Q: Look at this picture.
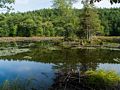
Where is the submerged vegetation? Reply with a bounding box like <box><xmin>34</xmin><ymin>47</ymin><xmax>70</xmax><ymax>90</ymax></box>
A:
<box><xmin>0</xmin><ymin>78</ymin><xmax>46</xmax><ymax>90</ymax></box>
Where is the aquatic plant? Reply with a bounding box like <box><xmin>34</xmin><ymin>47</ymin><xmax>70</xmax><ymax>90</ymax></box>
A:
<box><xmin>0</xmin><ymin>48</ymin><xmax>30</xmax><ymax>57</ymax></box>
<box><xmin>85</xmin><ymin>70</ymin><xmax>120</xmax><ymax>88</ymax></box>
<box><xmin>0</xmin><ymin>78</ymin><xmax>45</xmax><ymax>90</ymax></box>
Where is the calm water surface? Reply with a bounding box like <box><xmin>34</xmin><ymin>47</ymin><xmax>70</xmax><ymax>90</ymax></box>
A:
<box><xmin>0</xmin><ymin>41</ymin><xmax>120</xmax><ymax>89</ymax></box>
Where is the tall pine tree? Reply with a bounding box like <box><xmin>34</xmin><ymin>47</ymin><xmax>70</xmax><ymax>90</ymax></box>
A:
<box><xmin>77</xmin><ymin>0</ymin><xmax>104</xmax><ymax>40</ymax></box>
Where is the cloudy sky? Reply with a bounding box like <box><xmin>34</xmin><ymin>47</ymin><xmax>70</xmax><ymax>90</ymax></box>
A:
<box><xmin>4</xmin><ymin>0</ymin><xmax>120</xmax><ymax>12</ymax></box>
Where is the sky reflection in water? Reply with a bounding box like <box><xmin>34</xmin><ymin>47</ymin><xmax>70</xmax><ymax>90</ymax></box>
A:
<box><xmin>0</xmin><ymin>60</ymin><xmax>55</xmax><ymax>89</ymax></box>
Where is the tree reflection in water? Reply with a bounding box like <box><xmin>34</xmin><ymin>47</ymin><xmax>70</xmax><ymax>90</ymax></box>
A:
<box><xmin>0</xmin><ymin>41</ymin><xmax>120</xmax><ymax>90</ymax></box>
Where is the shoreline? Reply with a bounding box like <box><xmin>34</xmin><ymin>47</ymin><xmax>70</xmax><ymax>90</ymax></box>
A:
<box><xmin>0</xmin><ymin>37</ymin><xmax>63</xmax><ymax>42</ymax></box>
<box><xmin>0</xmin><ymin>36</ymin><xmax>120</xmax><ymax>50</ymax></box>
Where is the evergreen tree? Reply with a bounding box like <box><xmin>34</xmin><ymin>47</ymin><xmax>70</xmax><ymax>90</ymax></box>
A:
<box><xmin>77</xmin><ymin>0</ymin><xmax>103</xmax><ymax>40</ymax></box>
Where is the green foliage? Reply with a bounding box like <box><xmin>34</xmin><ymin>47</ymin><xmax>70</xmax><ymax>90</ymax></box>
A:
<box><xmin>17</xmin><ymin>18</ymin><xmax>36</xmax><ymax>37</ymax></box>
<box><xmin>85</xmin><ymin>70</ymin><xmax>120</xmax><ymax>87</ymax></box>
<box><xmin>0</xmin><ymin>78</ymin><xmax>40</xmax><ymax>90</ymax></box>
<box><xmin>0</xmin><ymin>0</ymin><xmax>120</xmax><ymax>39</ymax></box>
<box><xmin>98</xmin><ymin>8</ymin><xmax>120</xmax><ymax>36</ymax></box>
<box><xmin>76</xmin><ymin>1</ymin><xmax>104</xmax><ymax>40</ymax></box>
<box><xmin>0</xmin><ymin>8</ymin><xmax>120</xmax><ymax>38</ymax></box>
<box><xmin>53</xmin><ymin>0</ymin><xmax>78</xmax><ymax>40</ymax></box>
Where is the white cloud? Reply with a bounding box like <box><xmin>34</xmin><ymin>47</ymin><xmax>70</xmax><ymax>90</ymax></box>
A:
<box><xmin>95</xmin><ymin>0</ymin><xmax>120</xmax><ymax>8</ymax></box>
<box><xmin>17</xmin><ymin>66</ymin><xmax>31</xmax><ymax>72</ymax></box>
<box><xmin>73</xmin><ymin>1</ymin><xmax>83</xmax><ymax>9</ymax></box>
<box><xmin>73</xmin><ymin>0</ymin><xmax>120</xmax><ymax>9</ymax></box>
<box><xmin>15</xmin><ymin>0</ymin><xmax>29</xmax><ymax>5</ymax></box>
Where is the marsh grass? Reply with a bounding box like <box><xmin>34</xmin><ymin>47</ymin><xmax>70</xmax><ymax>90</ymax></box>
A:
<box><xmin>92</xmin><ymin>36</ymin><xmax>120</xmax><ymax>44</ymax></box>
<box><xmin>0</xmin><ymin>78</ymin><xmax>45</xmax><ymax>90</ymax></box>
<box><xmin>0</xmin><ymin>37</ymin><xmax>63</xmax><ymax>43</ymax></box>
<box><xmin>85</xmin><ymin>70</ymin><xmax>120</xmax><ymax>89</ymax></box>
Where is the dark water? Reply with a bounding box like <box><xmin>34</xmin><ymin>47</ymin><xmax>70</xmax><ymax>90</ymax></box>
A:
<box><xmin>0</xmin><ymin>41</ymin><xmax>120</xmax><ymax>89</ymax></box>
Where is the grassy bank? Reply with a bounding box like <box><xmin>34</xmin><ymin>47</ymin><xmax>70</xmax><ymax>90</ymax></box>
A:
<box><xmin>0</xmin><ymin>36</ymin><xmax>120</xmax><ymax>42</ymax></box>
<box><xmin>0</xmin><ymin>36</ymin><xmax>120</xmax><ymax>50</ymax></box>
<box><xmin>59</xmin><ymin>36</ymin><xmax>120</xmax><ymax>50</ymax></box>
<box><xmin>0</xmin><ymin>37</ymin><xmax>63</xmax><ymax>42</ymax></box>
<box><xmin>89</xmin><ymin>36</ymin><xmax>120</xmax><ymax>48</ymax></box>
<box><xmin>95</xmin><ymin>36</ymin><xmax>120</xmax><ymax>43</ymax></box>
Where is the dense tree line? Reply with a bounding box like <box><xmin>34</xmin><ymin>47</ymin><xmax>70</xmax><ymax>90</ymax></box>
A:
<box><xmin>98</xmin><ymin>8</ymin><xmax>120</xmax><ymax>36</ymax></box>
<box><xmin>0</xmin><ymin>8</ymin><xmax>120</xmax><ymax>37</ymax></box>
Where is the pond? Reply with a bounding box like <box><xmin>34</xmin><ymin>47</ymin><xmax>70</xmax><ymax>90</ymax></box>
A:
<box><xmin>0</xmin><ymin>41</ymin><xmax>120</xmax><ymax>90</ymax></box>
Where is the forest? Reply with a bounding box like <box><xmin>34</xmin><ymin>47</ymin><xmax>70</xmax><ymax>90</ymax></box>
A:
<box><xmin>0</xmin><ymin>8</ymin><xmax>120</xmax><ymax>38</ymax></box>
